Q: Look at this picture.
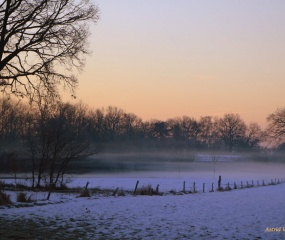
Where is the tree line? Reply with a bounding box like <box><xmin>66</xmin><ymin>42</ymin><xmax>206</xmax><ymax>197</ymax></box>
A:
<box><xmin>1</xmin><ymin>97</ymin><xmax>285</xmax><ymax>188</ymax></box>
<box><xmin>2</xmin><ymin>98</ymin><xmax>285</xmax><ymax>157</ymax></box>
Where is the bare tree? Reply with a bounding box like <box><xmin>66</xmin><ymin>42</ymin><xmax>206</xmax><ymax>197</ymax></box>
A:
<box><xmin>23</xmin><ymin>100</ymin><xmax>95</xmax><ymax>195</ymax></box>
<box><xmin>245</xmin><ymin>122</ymin><xmax>263</xmax><ymax>149</ymax></box>
<box><xmin>168</xmin><ymin>116</ymin><xmax>200</xmax><ymax>147</ymax></box>
<box><xmin>104</xmin><ymin>106</ymin><xmax>125</xmax><ymax>141</ymax></box>
<box><xmin>267</xmin><ymin>108</ymin><xmax>285</xmax><ymax>146</ymax></box>
<box><xmin>0</xmin><ymin>0</ymin><xmax>99</xmax><ymax>99</ymax></box>
<box><xmin>120</xmin><ymin>113</ymin><xmax>142</xmax><ymax>141</ymax></box>
<box><xmin>216</xmin><ymin>113</ymin><xmax>246</xmax><ymax>152</ymax></box>
<box><xmin>151</xmin><ymin>121</ymin><xmax>170</xmax><ymax>141</ymax></box>
<box><xmin>197</xmin><ymin>116</ymin><xmax>217</xmax><ymax>148</ymax></box>
<box><xmin>0</xmin><ymin>98</ymin><xmax>27</xmax><ymax>154</ymax></box>
<box><xmin>88</xmin><ymin>108</ymin><xmax>104</xmax><ymax>139</ymax></box>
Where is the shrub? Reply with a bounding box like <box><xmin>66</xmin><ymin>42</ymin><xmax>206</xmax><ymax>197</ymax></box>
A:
<box><xmin>137</xmin><ymin>184</ymin><xmax>158</xmax><ymax>196</ymax></box>
<box><xmin>224</xmin><ymin>186</ymin><xmax>232</xmax><ymax>191</ymax></box>
<box><xmin>79</xmin><ymin>188</ymin><xmax>91</xmax><ymax>197</ymax></box>
<box><xmin>112</xmin><ymin>188</ymin><xmax>126</xmax><ymax>197</ymax></box>
<box><xmin>16</xmin><ymin>192</ymin><xmax>33</xmax><ymax>203</ymax></box>
<box><xmin>0</xmin><ymin>180</ymin><xmax>5</xmax><ymax>190</ymax></box>
<box><xmin>0</xmin><ymin>181</ymin><xmax>14</xmax><ymax>190</ymax></box>
<box><xmin>117</xmin><ymin>188</ymin><xmax>126</xmax><ymax>197</ymax></box>
<box><xmin>0</xmin><ymin>191</ymin><xmax>12</xmax><ymax>205</ymax></box>
<box><xmin>169</xmin><ymin>189</ymin><xmax>177</xmax><ymax>195</ymax></box>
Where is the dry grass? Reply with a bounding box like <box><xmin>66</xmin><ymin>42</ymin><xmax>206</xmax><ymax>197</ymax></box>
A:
<box><xmin>79</xmin><ymin>188</ymin><xmax>91</xmax><ymax>197</ymax></box>
<box><xmin>16</xmin><ymin>192</ymin><xmax>33</xmax><ymax>203</ymax></box>
<box><xmin>0</xmin><ymin>191</ymin><xmax>12</xmax><ymax>205</ymax></box>
<box><xmin>136</xmin><ymin>184</ymin><xmax>159</xmax><ymax>196</ymax></box>
<box><xmin>0</xmin><ymin>180</ymin><xmax>5</xmax><ymax>190</ymax></box>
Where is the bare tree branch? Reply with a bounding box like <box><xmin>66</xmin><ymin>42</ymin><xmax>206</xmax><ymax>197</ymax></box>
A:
<box><xmin>0</xmin><ymin>0</ymin><xmax>99</xmax><ymax>100</ymax></box>
<box><xmin>266</xmin><ymin>108</ymin><xmax>285</xmax><ymax>146</ymax></box>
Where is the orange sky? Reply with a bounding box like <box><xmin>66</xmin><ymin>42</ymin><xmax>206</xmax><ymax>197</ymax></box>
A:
<box><xmin>64</xmin><ymin>0</ymin><xmax>285</xmax><ymax>128</ymax></box>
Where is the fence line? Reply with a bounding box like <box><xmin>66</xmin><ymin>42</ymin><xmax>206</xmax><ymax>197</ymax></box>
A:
<box><xmin>183</xmin><ymin>177</ymin><xmax>285</xmax><ymax>194</ymax></box>
<box><xmin>1</xmin><ymin>177</ymin><xmax>285</xmax><ymax>196</ymax></box>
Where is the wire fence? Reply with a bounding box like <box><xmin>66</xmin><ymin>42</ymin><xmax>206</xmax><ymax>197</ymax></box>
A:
<box><xmin>1</xmin><ymin>177</ymin><xmax>285</xmax><ymax>196</ymax></box>
<box><xmin>178</xmin><ymin>177</ymin><xmax>285</xmax><ymax>194</ymax></box>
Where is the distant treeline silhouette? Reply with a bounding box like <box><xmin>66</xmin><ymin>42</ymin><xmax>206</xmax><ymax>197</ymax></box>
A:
<box><xmin>1</xmin><ymin>97</ymin><xmax>285</xmax><ymax>155</ymax></box>
<box><xmin>0</xmin><ymin>97</ymin><xmax>285</xmax><ymax>183</ymax></box>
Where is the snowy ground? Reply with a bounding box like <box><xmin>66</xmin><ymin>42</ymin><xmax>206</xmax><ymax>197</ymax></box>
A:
<box><xmin>1</xmin><ymin>176</ymin><xmax>285</xmax><ymax>240</ymax></box>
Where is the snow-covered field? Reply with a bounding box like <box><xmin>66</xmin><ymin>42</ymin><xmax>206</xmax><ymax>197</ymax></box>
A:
<box><xmin>1</xmin><ymin>175</ymin><xmax>285</xmax><ymax>239</ymax></box>
<box><xmin>1</xmin><ymin>161</ymin><xmax>285</xmax><ymax>239</ymax></box>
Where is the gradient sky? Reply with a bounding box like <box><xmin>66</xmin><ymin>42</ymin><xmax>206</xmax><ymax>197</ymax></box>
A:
<box><xmin>67</xmin><ymin>0</ymin><xmax>285</xmax><ymax>127</ymax></box>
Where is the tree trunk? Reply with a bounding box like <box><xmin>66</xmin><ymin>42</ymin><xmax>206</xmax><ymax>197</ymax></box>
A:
<box><xmin>32</xmin><ymin>157</ymin><xmax>35</xmax><ymax>189</ymax></box>
<box><xmin>46</xmin><ymin>183</ymin><xmax>54</xmax><ymax>200</ymax></box>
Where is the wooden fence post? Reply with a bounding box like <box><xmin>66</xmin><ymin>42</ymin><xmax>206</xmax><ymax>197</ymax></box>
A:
<box><xmin>193</xmin><ymin>182</ymin><xmax>196</xmax><ymax>193</ymax></box>
<box><xmin>211</xmin><ymin>182</ymin><xmax>214</xmax><ymax>192</ymax></box>
<box><xmin>203</xmin><ymin>183</ymin><xmax>205</xmax><ymax>193</ymax></box>
<box><xmin>156</xmin><ymin>184</ymin><xmax>159</xmax><ymax>194</ymax></box>
<box><xmin>134</xmin><ymin>180</ymin><xmax>139</xmax><ymax>194</ymax></box>
<box><xmin>218</xmin><ymin>176</ymin><xmax>221</xmax><ymax>191</ymax></box>
<box><xmin>183</xmin><ymin>181</ymin><xmax>186</xmax><ymax>192</ymax></box>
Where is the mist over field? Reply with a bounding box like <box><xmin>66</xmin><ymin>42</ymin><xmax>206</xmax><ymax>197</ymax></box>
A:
<box><xmin>70</xmin><ymin>151</ymin><xmax>285</xmax><ymax>182</ymax></box>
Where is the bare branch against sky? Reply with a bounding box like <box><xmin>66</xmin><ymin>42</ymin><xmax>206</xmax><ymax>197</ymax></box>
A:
<box><xmin>0</xmin><ymin>0</ymin><xmax>99</xmax><ymax>100</ymax></box>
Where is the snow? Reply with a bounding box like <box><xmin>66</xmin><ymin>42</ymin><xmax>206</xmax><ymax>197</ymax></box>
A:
<box><xmin>1</xmin><ymin>176</ymin><xmax>285</xmax><ymax>239</ymax></box>
<box><xmin>194</xmin><ymin>154</ymin><xmax>243</xmax><ymax>162</ymax></box>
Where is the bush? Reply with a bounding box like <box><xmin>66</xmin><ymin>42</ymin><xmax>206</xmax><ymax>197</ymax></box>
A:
<box><xmin>112</xmin><ymin>188</ymin><xmax>126</xmax><ymax>197</ymax></box>
<box><xmin>16</xmin><ymin>192</ymin><xmax>33</xmax><ymax>203</ymax></box>
<box><xmin>117</xmin><ymin>188</ymin><xmax>126</xmax><ymax>197</ymax></box>
<box><xmin>0</xmin><ymin>180</ymin><xmax>5</xmax><ymax>190</ymax></box>
<box><xmin>137</xmin><ymin>184</ymin><xmax>158</xmax><ymax>196</ymax></box>
<box><xmin>79</xmin><ymin>188</ymin><xmax>91</xmax><ymax>197</ymax></box>
<box><xmin>0</xmin><ymin>191</ymin><xmax>12</xmax><ymax>205</ymax></box>
<box><xmin>169</xmin><ymin>189</ymin><xmax>177</xmax><ymax>195</ymax></box>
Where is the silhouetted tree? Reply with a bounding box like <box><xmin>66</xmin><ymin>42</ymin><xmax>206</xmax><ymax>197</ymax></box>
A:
<box><xmin>87</xmin><ymin>108</ymin><xmax>105</xmax><ymax>144</ymax></box>
<box><xmin>23</xmin><ymin>99</ymin><xmax>94</xmax><ymax>193</ymax></box>
<box><xmin>104</xmin><ymin>106</ymin><xmax>125</xmax><ymax>141</ymax></box>
<box><xmin>0</xmin><ymin>98</ymin><xmax>24</xmax><ymax>145</ymax></box>
<box><xmin>120</xmin><ymin>113</ymin><xmax>143</xmax><ymax>141</ymax></box>
<box><xmin>167</xmin><ymin>118</ymin><xmax>184</xmax><ymax>147</ymax></box>
<box><xmin>0</xmin><ymin>98</ymin><xmax>27</xmax><ymax>171</ymax></box>
<box><xmin>267</xmin><ymin>108</ymin><xmax>285</xmax><ymax>146</ymax></box>
<box><xmin>244</xmin><ymin>122</ymin><xmax>264</xmax><ymax>150</ymax></box>
<box><xmin>0</xmin><ymin>0</ymin><xmax>99</xmax><ymax>99</ymax></box>
<box><xmin>152</xmin><ymin>121</ymin><xmax>170</xmax><ymax>141</ymax></box>
<box><xmin>216</xmin><ymin>113</ymin><xmax>246</xmax><ymax>152</ymax></box>
<box><xmin>170</xmin><ymin>116</ymin><xmax>200</xmax><ymax>148</ymax></box>
<box><xmin>197</xmin><ymin>116</ymin><xmax>218</xmax><ymax>149</ymax></box>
